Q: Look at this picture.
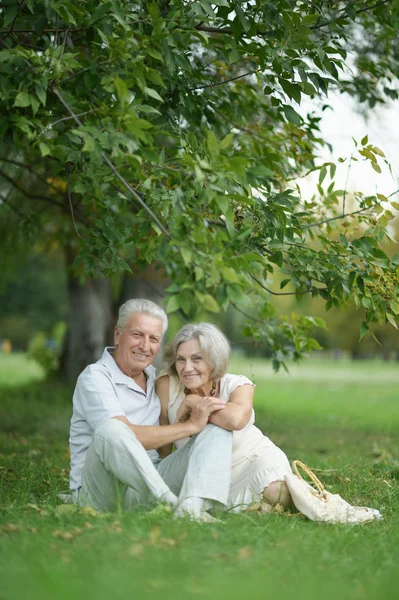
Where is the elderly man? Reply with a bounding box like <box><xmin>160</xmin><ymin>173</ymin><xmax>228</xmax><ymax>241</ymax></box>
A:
<box><xmin>69</xmin><ymin>298</ymin><xmax>232</xmax><ymax>521</ymax></box>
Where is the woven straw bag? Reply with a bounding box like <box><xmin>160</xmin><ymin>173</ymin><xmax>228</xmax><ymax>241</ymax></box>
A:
<box><xmin>284</xmin><ymin>460</ymin><xmax>382</xmax><ymax>524</ymax></box>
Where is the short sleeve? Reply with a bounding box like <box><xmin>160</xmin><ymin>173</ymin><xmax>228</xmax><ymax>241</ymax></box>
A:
<box><xmin>221</xmin><ymin>373</ymin><xmax>255</xmax><ymax>401</ymax></box>
<box><xmin>73</xmin><ymin>367</ymin><xmax>125</xmax><ymax>431</ymax></box>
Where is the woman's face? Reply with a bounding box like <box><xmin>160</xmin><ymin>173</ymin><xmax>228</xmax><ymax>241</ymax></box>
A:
<box><xmin>175</xmin><ymin>339</ymin><xmax>214</xmax><ymax>390</ymax></box>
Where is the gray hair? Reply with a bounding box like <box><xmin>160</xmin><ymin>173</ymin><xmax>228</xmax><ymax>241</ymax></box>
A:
<box><xmin>117</xmin><ymin>299</ymin><xmax>168</xmax><ymax>336</ymax></box>
<box><xmin>164</xmin><ymin>323</ymin><xmax>230</xmax><ymax>380</ymax></box>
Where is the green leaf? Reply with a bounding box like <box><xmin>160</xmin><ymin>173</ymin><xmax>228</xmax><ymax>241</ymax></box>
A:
<box><xmin>35</xmin><ymin>85</ymin><xmax>47</xmax><ymax>106</ymax></box>
<box><xmin>166</xmin><ymin>294</ymin><xmax>180</xmax><ymax>313</ymax></box>
<box><xmin>87</xmin><ymin>2</ymin><xmax>112</xmax><ymax>25</ymax></box>
<box><xmin>14</xmin><ymin>92</ymin><xmax>31</xmax><ymax>108</ymax></box>
<box><xmin>181</xmin><ymin>247</ymin><xmax>192</xmax><ymax>266</ymax></box>
<box><xmin>200</xmin><ymin>0</ymin><xmax>216</xmax><ymax>18</ymax></box>
<box><xmin>39</xmin><ymin>142</ymin><xmax>51</xmax><ymax>157</ymax></box>
<box><xmin>220</xmin><ymin>132</ymin><xmax>234</xmax><ymax>150</ymax></box>
<box><xmin>348</xmin><ymin>271</ymin><xmax>357</xmax><ymax>291</ymax></box>
<box><xmin>220</xmin><ymin>266</ymin><xmax>239</xmax><ymax>283</ymax></box>
<box><xmin>202</xmin><ymin>294</ymin><xmax>220</xmax><ymax>313</ymax></box>
<box><xmin>301</xmin><ymin>14</ymin><xmax>319</xmax><ymax>27</ymax></box>
<box><xmin>206</xmin><ymin>130</ymin><xmax>219</xmax><ymax>157</ymax></box>
<box><xmin>114</xmin><ymin>76</ymin><xmax>130</xmax><ymax>106</ymax></box>
<box><xmin>359</xmin><ymin>322</ymin><xmax>369</xmax><ymax>341</ymax></box>
<box><xmin>387</xmin><ymin>313</ymin><xmax>398</xmax><ymax>329</ymax></box>
<box><xmin>362</xmin><ymin>296</ymin><xmax>371</xmax><ymax>309</ymax></box>
<box><xmin>235</xmin><ymin>3</ymin><xmax>250</xmax><ymax>32</ymax></box>
<box><xmin>280</xmin><ymin>79</ymin><xmax>301</xmax><ymax>104</ymax></box>
<box><xmin>361</xmin><ymin>135</ymin><xmax>368</xmax><ymax>145</ymax></box>
<box><xmin>390</xmin><ymin>300</ymin><xmax>399</xmax><ymax>315</ymax></box>
<box><xmin>144</xmin><ymin>87</ymin><xmax>164</xmax><ymax>102</ymax></box>
<box><xmin>282</xmin><ymin>105</ymin><xmax>301</xmax><ymax>125</ymax></box>
<box><xmin>3</xmin><ymin>4</ymin><xmax>19</xmax><ymax>27</ymax></box>
<box><xmin>146</xmin><ymin>48</ymin><xmax>164</xmax><ymax>62</ymax></box>
<box><xmin>135</xmin><ymin>104</ymin><xmax>162</xmax><ymax>116</ymax></box>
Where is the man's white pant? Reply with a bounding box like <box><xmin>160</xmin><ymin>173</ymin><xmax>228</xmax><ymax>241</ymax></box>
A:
<box><xmin>78</xmin><ymin>419</ymin><xmax>232</xmax><ymax>512</ymax></box>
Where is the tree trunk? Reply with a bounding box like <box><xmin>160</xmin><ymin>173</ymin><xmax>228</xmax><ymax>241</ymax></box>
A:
<box><xmin>58</xmin><ymin>248</ymin><xmax>113</xmax><ymax>382</ymax></box>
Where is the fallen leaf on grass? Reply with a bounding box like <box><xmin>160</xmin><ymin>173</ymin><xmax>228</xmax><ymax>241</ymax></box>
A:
<box><xmin>237</xmin><ymin>546</ymin><xmax>254</xmax><ymax>559</ymax></box>
<box><xmin>55</xmin><ymin>504</ymin><xmax>76</xmax><ymax>515</ymax></box>
<box><xmin>25</xmin><ymin>503</ymin><xmax>41</xmax><ymax>511</ymax></box>
<box><xmin>147</xmin><ymin>504</ymin><xmax>173</xmax><ymax>517</ymax></box>
<box><xmin>128</xmin><ymin>543</ymin><xmax>145</xmax><ymax>557</ymax></box>
<box><xmin>148</xmin><ymin>524</ymin><xmax>161</xmax><ymax>544</ymax></box>
<box><xmin>52</xmin><ymin>530</ymin><xmax>77</xmax><ymax>540</ymax></box>
<box><xmin>79</xmin><ymin>506</ymin><xmax>106</xmax><ymax>518</ymax></box>
<box><xmin>245</xmin><ymin>501</ymin><xmax>272</xmax><ymax>514</ymax></box>
<box><xmin>158</xmin><ymin>537</ymin><xmax>178</xmax><ymax>548</ymax></box>
<box><xmin>2</xmin><ymin>523</ymin><xmax>21</xmax><ymax>533</ymax></box>
<box><xmin>108</xmin><ymin>520</ymin><xmax>123</xmax><ymax>533</ymax></box>
<box><xmin>27</xmin><ymin>527</ymin><xmax>39</xmax><ymax>533</ymax></box>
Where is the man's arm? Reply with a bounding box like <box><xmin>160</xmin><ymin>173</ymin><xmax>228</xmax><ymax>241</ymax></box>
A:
<box><xmin>113</xmin><ymin>394</ymin><xmax>227</xmax><ymax>450</ymax></box>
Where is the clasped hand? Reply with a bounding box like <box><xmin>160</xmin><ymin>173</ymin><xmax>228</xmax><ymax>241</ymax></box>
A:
<box><xmin>176</xmin><ymin>394</ymin><xmax>226</xmax><ymax>431</ymax></box>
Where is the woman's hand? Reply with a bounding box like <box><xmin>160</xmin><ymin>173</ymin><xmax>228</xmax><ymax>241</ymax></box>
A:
<box><xmin>187</xmin><ymin>396</ymin><xmax>227</xmax><ymax>433</ymax></box>
<box><xmin>176</xmin><ymin>394</ymin><xmax>226</xmax><ymax>423</ymax></box>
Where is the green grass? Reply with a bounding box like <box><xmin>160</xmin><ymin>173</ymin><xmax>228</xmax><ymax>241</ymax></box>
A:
<box><xmin>1</xmin><ymin>354</ymin><xmax>398</xmax><ymax>600</ymax></box>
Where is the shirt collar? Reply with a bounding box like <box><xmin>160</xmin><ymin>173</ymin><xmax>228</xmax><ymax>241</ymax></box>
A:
<box><xmin>100</xmin><ymin>347</ymin><xmax>156</xmax><ymax>393</ymax></box>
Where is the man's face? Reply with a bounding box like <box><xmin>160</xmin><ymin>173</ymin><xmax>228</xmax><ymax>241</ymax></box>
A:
<box><xmin>113</xmin><ymin>312</ymin><xmax>163</xmax><ymax>378</ymax></box>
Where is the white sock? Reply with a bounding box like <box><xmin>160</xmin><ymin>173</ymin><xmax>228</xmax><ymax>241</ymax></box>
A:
<box><xmin>160</xmin><ymin>490</ymin><xmax>178</xmax><ymax>506</ymax></box>
<box><xmin>174</xmin><ymin>496</ymin><xmax>205</xmax><ymax>517</ymax></box>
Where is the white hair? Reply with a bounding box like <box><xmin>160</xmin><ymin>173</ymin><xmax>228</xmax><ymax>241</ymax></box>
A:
<box><xmin>164</xmin><ymin>323</ymin><xmax>230</xmax><ymax>380</ymax></box>
<box><xmin>116</xmin><ymin>299</ymin><xmax>168</xmax><ymax>336</ymax></box>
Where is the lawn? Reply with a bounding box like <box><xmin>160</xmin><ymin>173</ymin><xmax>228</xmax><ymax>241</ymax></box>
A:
<box><xmin>1</xmin><ymin>354</ymin><xmax>398</xmax><ymax>600</ymax></box>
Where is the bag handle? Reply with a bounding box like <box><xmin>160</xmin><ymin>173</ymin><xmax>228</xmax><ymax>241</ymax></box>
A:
<box><xmin>292</xmin><ymin>460</ymin><xmax>325</xmax><ymax>495</ymax></box>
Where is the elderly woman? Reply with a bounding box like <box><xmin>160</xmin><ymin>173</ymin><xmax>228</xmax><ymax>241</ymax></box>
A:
<box><xmin>156</xmin><ymin>322</ymin><xmax>292</xmax><ymax>512</ymax></box>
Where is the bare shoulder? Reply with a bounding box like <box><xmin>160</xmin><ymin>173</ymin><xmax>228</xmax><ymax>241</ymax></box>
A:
<box><xmin>156</xmin><ymin>374</ymin><xmax>170</xmax><ymax>400</ymax></box>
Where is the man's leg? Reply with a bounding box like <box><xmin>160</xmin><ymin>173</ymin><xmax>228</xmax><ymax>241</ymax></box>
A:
<box><xmin>157</xmin><ymin>424</ymin><xmax>233</xmax><ymax>516</ymax></box>
<box><xmin>79</xmin><ymin>419</ymin><xmax>176</xmax><ymax>511</ymax></box>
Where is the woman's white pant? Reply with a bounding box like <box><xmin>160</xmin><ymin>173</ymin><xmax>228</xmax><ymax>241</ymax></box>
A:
<box><xmin>79</xmin><ymin>419</ymin><xmax>232</xmax><ymax>512</ymax></box>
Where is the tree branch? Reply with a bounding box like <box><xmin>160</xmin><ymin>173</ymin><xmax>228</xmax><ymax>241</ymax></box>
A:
<box><xmin>0</xmin><ymin>157</ymin><xmax>49</xmax><ymax>183</ymax></box>
<box><xmin>189</xmin><ymin>70</ymin><xmax>258</xmax><ymax>91</ymax></box>
<box><xmin>39</xmin><ymin>109</ymin><xmax>99</xmax><ymax>133</ymax></box>
<box><xmin>302</xmin><ymin>202</ymin><xmax>383</xmax><ymax>229</ymax></box>
<box><xmin>249</xmin><ymin>272</ymin><xmax>315</xmax><ymax>296</ymax></box>
<box><xmin>196</xmin><ymin>24</ymin><xmax>233</xmax><ymax>34</ymax></box>
<box><xmin>2</xmin><ymin>0</ymin><xmax>25</xmax><ymax>41</ymax></box>
<box><xmin>231</xmin><ymin>302</ymin><xmax>264</xmax><ymax>324</ymax></box>
<box><xmin>213</xmin><ymin>107</ymin><xmax>268</xmax><ymax>142</ymax></box>
<box><xmin>311</xmin><ymin>0</ymin><xmax>390</xmax><ymax>31</ymax></box>
<box><xmin>53</xmin><ymin>87</ymin><xmax>170</xmax><ymax>237</ymax></box>
<box><xmin>0</xmin><ymin>168</ymin><xmax>66</xmax><ymax>210</ymax></box>
<box><xmin>66</xmin><ymin>164</ymin><xmax>85</xmax><ymax>240</ymax></box>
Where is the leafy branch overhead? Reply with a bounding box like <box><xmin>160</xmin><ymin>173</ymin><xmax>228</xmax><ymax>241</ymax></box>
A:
<box><xmin>1</xmin><ymin>0</ymin><xmax>398</xmax><ymax>368</ymax></box>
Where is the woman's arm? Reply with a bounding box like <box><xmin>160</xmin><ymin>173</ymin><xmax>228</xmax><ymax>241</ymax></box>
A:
<box><xmin>155</xmin><ymin>375</ymin><xmax>173</xmax><ymax>458</ymax></box>
<box><xmin>208</xmin><ymin>383</ymin><xmax>254</xmax><ymax>431</ymax></box>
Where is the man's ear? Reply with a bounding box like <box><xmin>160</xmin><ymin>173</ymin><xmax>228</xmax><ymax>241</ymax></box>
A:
<box><xmin>114</xmin><ymin>326</ymin><xmax>120</xmax><ymax>346</ymax></box>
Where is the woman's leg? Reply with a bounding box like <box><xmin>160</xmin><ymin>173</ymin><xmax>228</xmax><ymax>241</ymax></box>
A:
<box><xmin>263</xmin><ymin>480</ymin><xmax>292</xmax><ymax>509</ymax></box>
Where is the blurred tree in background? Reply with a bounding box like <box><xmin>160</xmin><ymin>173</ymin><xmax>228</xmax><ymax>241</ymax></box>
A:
<box><xmin>0</xmin><ymin>0</ymin><xmax>398</xmax><ymax>379</ymax></box>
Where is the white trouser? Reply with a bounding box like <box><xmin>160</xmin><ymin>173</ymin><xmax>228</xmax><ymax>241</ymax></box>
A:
<box><xmin>78</xmin><ymin>419</ymin><xmax>232</xmax><ymax>512</ymax></box>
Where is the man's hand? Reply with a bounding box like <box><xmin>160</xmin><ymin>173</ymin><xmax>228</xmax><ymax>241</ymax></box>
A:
<box><xmin>188</xmin><ymin>396</ymin><xmax>227</xmax><ymax>434</ymax></box>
